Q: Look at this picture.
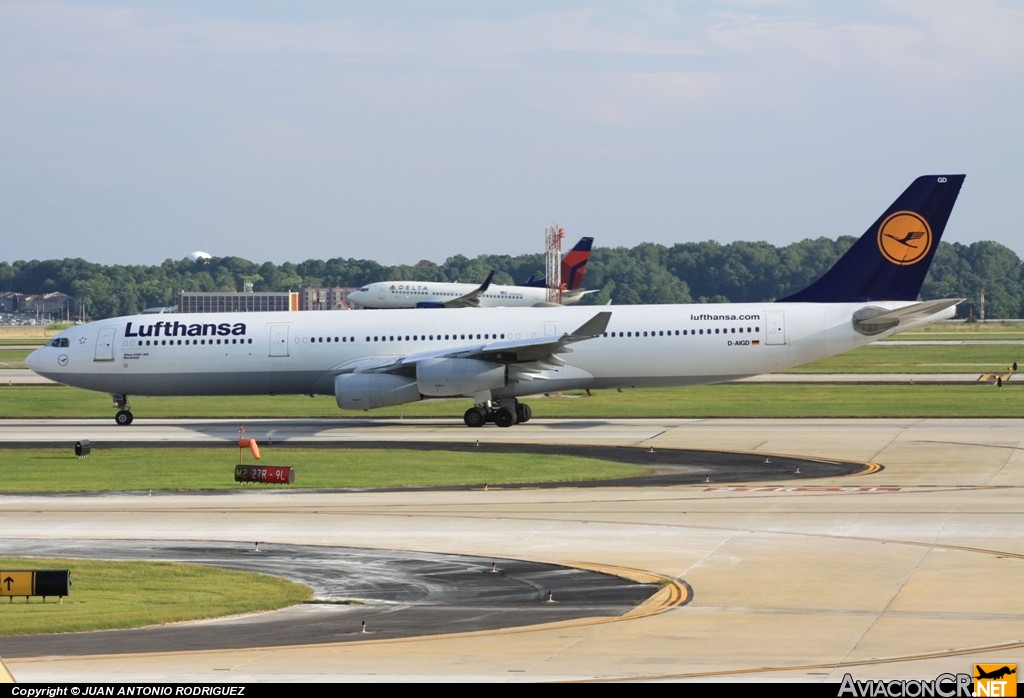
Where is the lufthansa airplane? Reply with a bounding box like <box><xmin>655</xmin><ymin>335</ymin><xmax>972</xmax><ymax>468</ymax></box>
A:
<box><xmin>346</xmin><ymin>237</ymin><xmax>594</xmax><ymax>309</ymax></box>
<box><xmin>28</xmin><ymin>175</ymin><xmax>964</xmax><ymax>428</ymax></box>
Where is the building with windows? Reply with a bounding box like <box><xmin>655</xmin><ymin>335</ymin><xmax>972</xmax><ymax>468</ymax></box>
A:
<box><xmin>0</xmin><ymin>291</ymin><xmax>73</xmax><ymax>318</ymax></box>
<box><xmin>178</xmin><ymin>291</ymin><xmax>299</xmax><ymax>313</ymax></box>
<box><xmin>298</xmin><ymin>286</ymin><xmax>354</xmax><ymax>310</ymax></box>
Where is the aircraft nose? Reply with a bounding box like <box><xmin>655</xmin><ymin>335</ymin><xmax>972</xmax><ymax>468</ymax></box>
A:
<box><xmin>25</xmin><ymin>346</ymin><xmax>44</xmax><ymax>374</ymax></box>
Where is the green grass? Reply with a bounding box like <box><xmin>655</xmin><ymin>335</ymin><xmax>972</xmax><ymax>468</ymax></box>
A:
<box><xmin>0</xmin><ymin>339</ymin><xmax>39</xmax><ymax>346</ymax></box>
<box><xmin>0</xmin><ymin>558</ymin><xmax>313</xmax><ymax>636</ymax></box>
<box><xmin>0</xmin><ymin>348</ymin><xmax>29</xmax><ymax>367</ymax></box>
<box><xmin>895</xmin><ymin>320</ymin><xmax>1024</xmax><ymax>338</ymax></box>
<box><xmin>521</xmin><ymin>383</ymin><xmax>1024</xmax><ymax>418</ymax></box>
<box><xmin>896</xmin><ymin>332</ymin><xmax>1024</xmax><ymax>341</ymax></box>
<box><xmin>786</xmin><ymin>344</ymin><xmax>1022</xmax><ymax>373</ymax></box>
<box><xmin>1</xmin><ymin>381</ymin><xmax>1022</xmax><ymax>420</ymax></box>
<box><xmin>0</xmin><ymin>447</ymin><xmax>644</xmax><ymax>493</ymax></box>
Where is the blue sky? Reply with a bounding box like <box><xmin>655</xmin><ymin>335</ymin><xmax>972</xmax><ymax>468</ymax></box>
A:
<box><xmin>2</xmin><ymin>1</ymin><xmax>1022</xmax><ymax>266</ymax></box>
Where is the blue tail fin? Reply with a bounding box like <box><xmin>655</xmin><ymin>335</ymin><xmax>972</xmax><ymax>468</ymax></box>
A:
<box><xmin>778</xmin><ymin>175</ymin><xmax>965</xmax><ymax>302</ymax></box>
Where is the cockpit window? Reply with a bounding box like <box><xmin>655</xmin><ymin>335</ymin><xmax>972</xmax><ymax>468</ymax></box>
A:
<box><xmin>359</xmin><ymin>287</ymin><xmax>369</xmax><ymax>292</ymax></box>
<box><xmin>49</xmin><ymin>338</ymin><xmax>70</xmax><ymax>348</ymax></box>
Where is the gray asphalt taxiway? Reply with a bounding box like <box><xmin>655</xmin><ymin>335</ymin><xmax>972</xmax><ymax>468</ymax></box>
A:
<box><xmin>1</xmin><ymin>416</ymin><xmax>1023</xmax><ymax>683</ymax></box>
<box><xmin>0</xmin><ymin>538</ymin><xmax>663</xmax><ymax>657</ymax></box>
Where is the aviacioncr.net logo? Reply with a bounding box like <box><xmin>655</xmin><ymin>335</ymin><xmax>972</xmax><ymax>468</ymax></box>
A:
<box><xmin>974</xmin><ymin>664</ymin><xmax>1017</xmax><ymax>697</ymax></box>
<box><xmin>877</xmin><ymin>211</ymin><xmax>933</xmax><ymax>266</ymax></box>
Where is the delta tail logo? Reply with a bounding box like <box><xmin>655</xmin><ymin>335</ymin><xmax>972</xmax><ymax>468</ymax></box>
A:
<box><xmin>877</xmin><ymin>210</ymin><xmax>933</xmax><ymax>266</ymax></box>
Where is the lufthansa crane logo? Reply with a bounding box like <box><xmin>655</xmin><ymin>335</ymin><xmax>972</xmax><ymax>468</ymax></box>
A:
<box><xmin>877</xmin><ymin>211</ymin><xmax>932</xmax><ymax>266</ymax></box>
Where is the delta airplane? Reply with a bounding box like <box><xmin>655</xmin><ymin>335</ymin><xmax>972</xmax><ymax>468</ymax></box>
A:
<box><xmin>346</xmin><ymin>237</ymin><xmax>594</xmax><ymax>309</ymax></box>
<box><xmin>27</xmin><ymin>175</ymin><xmax>964</xmax><ymax>428</ymax></box>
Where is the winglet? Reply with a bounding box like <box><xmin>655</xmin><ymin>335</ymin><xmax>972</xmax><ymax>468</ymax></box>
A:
<box><xmin>566</xmin><ymin>310</ymin><xmax>611</xmax><ymax>342</ymax></box>
<box><xmin>479</xmin><ymin>270</ymin><xmax>494</xmax><ymax>293</ymax></box>
<box><xmin>779</xmin><ymin>175</ymin><xmax>965</xmax><ymax>302</ymax></box>
<box><xmin>443</xmin><ymin>270</ymin><xmax>495</xmax><ymax>308</ymax></box>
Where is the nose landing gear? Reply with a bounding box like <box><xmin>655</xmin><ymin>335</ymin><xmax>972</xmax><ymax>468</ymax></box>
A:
<box><xmin>112</xmin><ymin>394</ymin><xmax>134</xmax><ymax>425</ymax></box>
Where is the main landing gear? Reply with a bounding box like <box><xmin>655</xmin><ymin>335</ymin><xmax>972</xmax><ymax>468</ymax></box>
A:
<box><xmin>112</xmin><ymin>393</ymin><xmax>134</xmax><ymax>426</ymax></box>
<box><xmin>463</xmin><ymin>398</ymin><xmax>532</xmax><ymax>428</ymax></box>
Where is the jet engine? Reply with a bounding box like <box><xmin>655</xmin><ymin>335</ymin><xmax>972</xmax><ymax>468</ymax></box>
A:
<box><xmin>416</xmin><ymin>358</ymin><xmax>506</xmax><ymax>396</ymax></box>
<box><xmin>334</xmin><ymin>373</ymin><xmax>420</xmax><ymax>410</ymax></box>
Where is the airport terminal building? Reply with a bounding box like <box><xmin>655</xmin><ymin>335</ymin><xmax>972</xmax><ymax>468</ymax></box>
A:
<box><xmin>177</xmin><ymin>291</ymin><xmax>300</xmax><ymax>313</ymax></box>
<box><xmin>176</xmin><ymin>287</ymin><xmax>354</xmax><ymax>313</ymax></box>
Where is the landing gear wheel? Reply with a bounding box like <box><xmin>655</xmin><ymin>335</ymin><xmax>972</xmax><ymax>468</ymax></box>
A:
<box><xmin>515</xmin><ymin>403</ymin><xmax>532</xmax><ymax>424</ymax></box>
<box><xmin>463</xmin><ymin>407</ymin><xmax>486</xmax><ymax>428</ymax></box>
<box><xmin>494</xmin><ymin>409</ymin><xmax>515</xmax><ymax>428</ymax></box>
<box><xmin>115</xmin><ymin>409</ymin><xmax>134</xmax><ymax>426</ymax></box>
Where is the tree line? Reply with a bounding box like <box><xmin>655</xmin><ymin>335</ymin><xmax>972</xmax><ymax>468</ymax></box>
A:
<box><xmin>1</xmin><ymin>238</ymin><xmax>1020</xmax><ymax>320</ymax></box>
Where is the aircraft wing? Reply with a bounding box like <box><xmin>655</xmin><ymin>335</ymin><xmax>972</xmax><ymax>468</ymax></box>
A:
<box><xmin>335</xmin><ymin>311</ymin><xmax>612</xmax><ymax>376</ymax></box>
<box><xmin>441</xmin><ymin>270</ymin><xmax>494</xmax><ymax>308</ymax></box>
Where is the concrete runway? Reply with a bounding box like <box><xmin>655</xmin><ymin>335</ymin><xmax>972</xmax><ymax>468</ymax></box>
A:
<box><xmin>2</xmin><ymin>417</ymin><xmax>1023</xmax><ymax>683</ymax></box>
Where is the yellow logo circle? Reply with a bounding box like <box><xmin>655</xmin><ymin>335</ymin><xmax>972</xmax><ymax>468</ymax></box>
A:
<box><xmin>877</xmin><ymin>211</ymin><xmax>932</xmax><ymax>266</ymax></box>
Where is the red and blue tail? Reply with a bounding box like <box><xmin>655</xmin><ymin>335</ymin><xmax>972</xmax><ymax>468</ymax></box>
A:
<box><xmin>560</xmin><ymin>236</ymin><xmax>593</xmax><ymax>291</ymax></box>
<box><xmin>779</xmin><ymin>175</ymin><xmax>965</xmax><ymax>302</ymax></box>
<box><xmin>522</xmin><ymin>236</ymin><xmax>594</xmax><ymax>290</ymax></box>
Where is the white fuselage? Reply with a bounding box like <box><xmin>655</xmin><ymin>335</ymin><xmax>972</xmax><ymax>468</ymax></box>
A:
<box><xmin>346</xmin><ymin>281</ymin><xmax>587</xmax><ymax>309</ymax></box>
<box><xmin>27</xmin><ymin>300</ymin><xmax>944</xmax><ymax>406</ymax></box>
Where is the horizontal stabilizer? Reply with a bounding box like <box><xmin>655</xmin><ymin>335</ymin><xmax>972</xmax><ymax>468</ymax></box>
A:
<box><xmin>563</xmin><ymin>289</ymin><xmax>599</xmax><ymax>300</ymax></box>
<box><xmin>853</xmin><ymin>299</ymin><xmax>962</xmax><ymax>335</ymax></box>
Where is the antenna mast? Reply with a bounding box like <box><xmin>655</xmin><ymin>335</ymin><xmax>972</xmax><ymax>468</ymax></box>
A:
<box><xmin>545</xmin><ymin>224</ymin><xmax>565</xmax><ymax>304</ymax></box>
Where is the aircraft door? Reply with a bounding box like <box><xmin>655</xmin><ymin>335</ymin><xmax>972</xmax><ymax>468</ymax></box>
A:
<box><xmin>765</xmin><ymin>312</ymin><xmax>786</xmax><ymax>345</ymax></box>
<box><xmin>94</xmin><ymin>327</ymin><xmax>116</xmax><ymax>361</ymax></box>
<box><xmin>270</xmin><ymin>325</ymin><xmax>290</xmax><ymax>357</ymax></box>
